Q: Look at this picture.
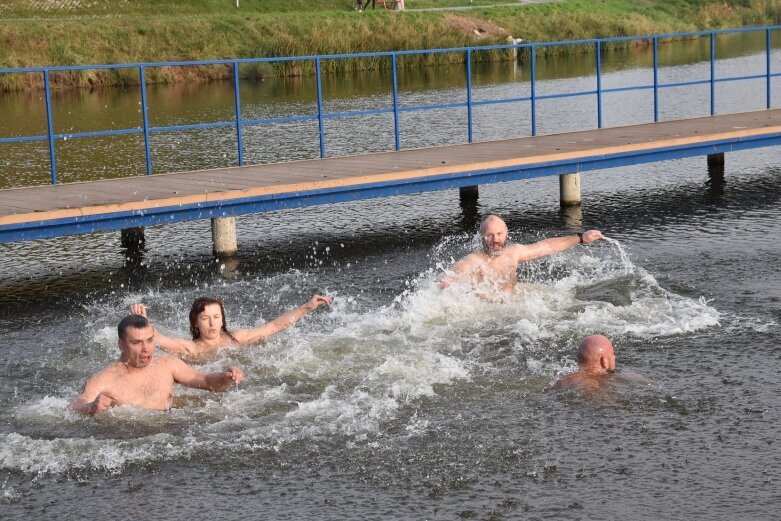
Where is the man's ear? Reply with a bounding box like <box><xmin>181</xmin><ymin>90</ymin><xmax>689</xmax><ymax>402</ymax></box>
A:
<box><xmin>600</xmin><ymin>356</ymin><xmax>608</xmax><ymax>369</ymax></box>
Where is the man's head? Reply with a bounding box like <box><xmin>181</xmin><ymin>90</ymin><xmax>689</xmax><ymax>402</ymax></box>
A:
<box><xmin>576</xmin><ymin>334</ymin><xmax>616</xmax><ymax>374</ymax></box>
<box><xmin>479</xmin><ymin>214</ymin><xmax>509</xmax><ymax>257</ymax></box>
<box><xmin>117</xmin><ymin>314</ymin><xmax>155</xmax><ymax>367</ymax></box>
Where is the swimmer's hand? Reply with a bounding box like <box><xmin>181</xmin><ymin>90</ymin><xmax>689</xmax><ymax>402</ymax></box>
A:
<box><xmin>130</xmin><ymin>303</ymin><xmax>148</xmax><ymax>317</ymax></box>
<box><xmin>437</xmin><ymin>275</ymin><xmax>454</xmax><ymax>290</ymax></box>
<box><xmin>581</xmin><ymin>230</ymin><xmax>604</xmax><ymax>244</ymax></box>
<box><xmin>304</xmin><ymin>294</ymin><xmax>332</xmax><ymax>311</ymax></box>
<box><xmin>223</xmin><ymin>366</ymin><xmax>244</xmax><ymax>386</ymax></box>
<box><xmin>88</xmin><ymin>391</ymin><xmax>117</xmax><ymax>415</ymax></box>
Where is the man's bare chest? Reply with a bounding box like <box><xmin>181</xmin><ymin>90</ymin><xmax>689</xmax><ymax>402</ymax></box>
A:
<box><xmin>110</xmin><ymin>368</ymin><xmax>173</xmax><ymax>409</ymax></box>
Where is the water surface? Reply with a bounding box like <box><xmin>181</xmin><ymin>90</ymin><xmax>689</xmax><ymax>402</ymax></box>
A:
<box><xmin>1</xmin><ymin>38</ymin><xmax>780</xmax><ymax>520</ymax></box>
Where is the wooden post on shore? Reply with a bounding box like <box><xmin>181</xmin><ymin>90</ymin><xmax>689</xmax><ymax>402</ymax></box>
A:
<box><xmin>559</xmin><ymin>172</ymin><xmax>581</xmax><ymax>207</ymax></box>
<box><xmin>212</xmin><ymin>217</ymin><xmax>238</xmax><ymax>256</ymax></box>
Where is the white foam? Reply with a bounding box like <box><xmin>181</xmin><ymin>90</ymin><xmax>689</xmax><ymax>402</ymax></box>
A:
<box><xmin>3</xmin><ymin>236</ymin><xmax>724</xmax><ymax>475</ymax></box>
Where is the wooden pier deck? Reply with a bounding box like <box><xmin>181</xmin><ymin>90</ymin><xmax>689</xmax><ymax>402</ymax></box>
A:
<box><xmin>3</xmin><ymin>109</ymin><xmax>781</xmax><ymax>243</ymax></box>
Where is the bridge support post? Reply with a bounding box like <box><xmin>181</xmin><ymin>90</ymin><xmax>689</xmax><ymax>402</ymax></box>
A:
<box><xmin>212</xmin><ymin>217</ymin><xmax>238</xmax><ymax>256</ymax></box>
<box><xmin>459</xmin><ymin>185</ymin><xmax>479</xmax><ymax>204</ymax></box>
<box><xmin>459</xmin><ymin>185</ymin><xmax>480</xmax><ymax>229</ymax></box>
<box><xmin>559</xmin><ymin>173</ymin><xmax>581</xmax><ymax>207</ymax></box>
<box><xmin>120</xmin><ymin>227</ymin><xmax>145</xmax><ymax>250</ymax></box>
<box><xmin>707</xmin><ymin>152</ymin><xmax>725</xmax><ymax>196</ymax></box>
<box><xmin>707</xmin><ymin>153</ymin><xmax>725</xmax><ymax>177</ymax></box>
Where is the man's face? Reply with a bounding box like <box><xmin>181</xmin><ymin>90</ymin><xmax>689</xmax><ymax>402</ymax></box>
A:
<box><xmin>118</xmin><ymin>326</ymin><xmax>155</xmax><ymax>368</ymax></box>
<box><xmin>481</xmin><ymin>218</ymin><xmax>508</xmax><ymax>256</ymax></box>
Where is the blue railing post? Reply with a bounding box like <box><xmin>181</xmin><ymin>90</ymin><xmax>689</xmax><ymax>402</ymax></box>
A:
<box><xmin>233</xmin><ymin>61</ymin><xmax>244</xmax><ymax>166</ymax></box>
<box><xmin>596</xmin><ymin>40</ymin><xmax>603</xmax><ymax>128</ymax></box>
<box><xmin>43</xmin><ymin>69</ymin><xmax>57</xmax><ymax>184</ymax></box>
<box><xmin>710</xmin><ymin>32</ymin><xmax>716</xmax><ymax>116</ymax></box>
<box><xmin>139</xmin><ymin>66</ymin><xmax>152</xmax><ymax>176</ymax></box>
<box><xmin>391</xmin><ymin>53</ymin><xmax>401</xmax><ymax>151</ymax></box>
<box><xmin>766</xmin><ymin>28</ymin><xmax>772</xmax><ymax>109</ymax></box>
<box><xmin>466</xmin><ymin>49</ymin><xmax>473</xmax><ymax>143</ymax></box>
<box><xmin>653</xmin><ymin>36</ymin><xmax>659</xmax><ymax>122</ymax></box>
<box><xmin>530</xmin><ymin>44</ymin><xmax>537</xmax><ymax>136</ymax></box>
<box><xmin>315</xmin><ymin>57</ymin><xmax>326</xmax><ymax>158</ymax></box>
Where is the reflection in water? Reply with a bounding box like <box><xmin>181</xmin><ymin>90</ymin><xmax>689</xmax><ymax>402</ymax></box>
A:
<box><xmin>1</xmin><ymin>34</ymin><xmax>781</xmax><ymax>521</ymax></box>
<box><xmin>2</xmin><ymin>31</ymin><xmax>781</xmax><ymax>188</ymax></box>
<box><xmin>559</xmin><ymin>204</ymin><xmax>583</xmax><ymax>230</ymax></box>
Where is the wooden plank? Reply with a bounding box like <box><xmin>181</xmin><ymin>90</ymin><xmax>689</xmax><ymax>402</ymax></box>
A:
<box><xmin>2</xmin><ymin>109</ymin><xmax>781</xmax><ymax>227</ymax></box>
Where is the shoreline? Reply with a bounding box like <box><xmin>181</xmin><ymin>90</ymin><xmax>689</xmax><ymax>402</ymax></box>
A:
<box><xmin>1</xmin><ymin>0</ymin><xmax>780</xmax><ymax>92</ymax></box>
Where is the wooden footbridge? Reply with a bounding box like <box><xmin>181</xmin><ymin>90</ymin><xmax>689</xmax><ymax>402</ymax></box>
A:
<box><xmin>2</xmin><ymin>109</ymin><xmax>781</xmax><ymax>247</ymax></box>
<box><xmin>4</xmin><ymin>26</ymin><xmax>781</xmax><ymax>249</ymax></box>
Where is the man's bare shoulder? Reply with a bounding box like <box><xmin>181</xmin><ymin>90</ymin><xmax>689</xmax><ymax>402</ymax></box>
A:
<box><xmin>505</xmin><ymin>242</ymin><xmax>534</xmax><ymax>260</ymax></box>
<box><xmin>453</xmin><ymin>251</ymin><xmax>485</xmax><ymax>270</ymax></box>
<box><xmin>91</xmin><ymin>361</ymin><xmax>125</xmax><ymax>379</ymax></box>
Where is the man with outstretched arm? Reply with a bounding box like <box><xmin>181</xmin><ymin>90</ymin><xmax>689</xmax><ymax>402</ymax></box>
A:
<box><xmin>439</xmin><ymin>214</ymin><xmax>604</xmax><ymax>294</ymax></box>
<box><xmin>72</xmin><ymin>314</ymin><xmax>244</xmax><ymax>415</ymax></box>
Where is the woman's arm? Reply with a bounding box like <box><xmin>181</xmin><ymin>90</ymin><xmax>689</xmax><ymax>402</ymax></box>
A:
<box><xmin>129</xmin><ymin>303</ymin><xmax>200</xmax><ymax>358</ymax></box>
<box><xmin>231</xmin><ymin>294</ymin><xmax>332</xmax><ymax>345</ymax></box>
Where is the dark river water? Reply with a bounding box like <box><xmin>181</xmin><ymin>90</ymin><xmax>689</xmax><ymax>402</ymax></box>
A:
<box><xmin>1</xmin><ymin>33</ymin><xmax>780</xmax><ymax>520</ymax></box>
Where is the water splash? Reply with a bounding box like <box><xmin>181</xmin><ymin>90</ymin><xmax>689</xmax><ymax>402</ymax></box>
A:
<box><xmin>1</xmin><ymin>235</ymin><xmax>722</xmax><ymax>475</ymax></box>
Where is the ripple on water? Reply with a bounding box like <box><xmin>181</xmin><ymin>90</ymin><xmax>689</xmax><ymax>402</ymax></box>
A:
<box><xmin>0</xmin><ymin>237</ymin><xmax>724</xmax><ymax>476</ymax></box>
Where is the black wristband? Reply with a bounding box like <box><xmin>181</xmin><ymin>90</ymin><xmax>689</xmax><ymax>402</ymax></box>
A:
<box><xmin>577</xmin><ymin>232</ymin><xmax>584</xmax><ymax>244</ymax></box>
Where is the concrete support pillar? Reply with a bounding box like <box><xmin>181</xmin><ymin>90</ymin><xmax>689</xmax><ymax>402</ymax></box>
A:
<box><xmin>211</xmin><ymin>217</ymin><xmax>238</xmax><ymax>256</ymax></box>
<box><xmin>559</xmin><ymin>172</ymin><xmax>581</xmax><ymax>207</ymax></box>
<box><xmin>707</xmin><ymin>152</ymin><xmax>725</xmax><ymax>197</ymax></box>
<box><xmin>459</xmin><ymin>185</ymin><xmax>480</xmax><ymax>230</ymax></box>
<box><xmin>216</xmin><ymin>255</ymin><xmax>240</xmax><ymax>280</ymax></box>
<box><xmin>459</xmin><ymin>185</ymin><xmax>479</xmax><ymax>203</ymax></box>
<box><xmin>120</xmin><ymin>227</ymin><xmax>145</xmax><ymax>250</ymax></box>
<box><xmin>707</xmin><ymin>152</ymin><xmax>725</xmax><ymax>179</ymax></box>
<box><xmin>707</xmin><ymin>152</ymin><xmax>725</xmax><ymax>171</ymax></box>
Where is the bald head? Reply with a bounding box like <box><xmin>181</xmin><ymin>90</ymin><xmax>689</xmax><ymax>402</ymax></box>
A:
<box><xmin>479</xmin><ymin>214</ymin><xmax>507</xmax><ymax>235</ymax></box>
<box><xmin>576</xmin><ymin>334</ymin><xmax>616</xmax><ymax>373</ymax></box>
<box><xmin>479</xmin><ymin>214</ymin><xmax>509</xmax><ymax>256</ymax></box>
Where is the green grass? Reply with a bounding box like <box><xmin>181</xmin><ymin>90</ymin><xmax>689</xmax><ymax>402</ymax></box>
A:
<box><xmin>2</xmin><ymin>0</ymin><xmax>781</xmax><ymax>90</ymax></box>
<box><xmin>0</xmin><ymin>0</ymin><xmax>521</xmax><ymax>17</ymax></box>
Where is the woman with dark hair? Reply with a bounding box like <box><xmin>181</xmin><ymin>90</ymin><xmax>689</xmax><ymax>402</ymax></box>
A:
<box><xmin>130</xmin><ymin>294</ymin><xmax>331</xmax><ymax>361</ymax></box>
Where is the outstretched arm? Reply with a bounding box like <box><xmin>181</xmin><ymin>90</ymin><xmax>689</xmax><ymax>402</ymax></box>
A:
<box><xmin>130</xmin><ymin>303</ymin><xmax>200</xmax><ymax>358</ymax></box>
<box><xmin>170</xmin><ymin>358</ymin><xmax>244</xmax><ymax>392</ymax></box>
<box><xmin>231</xmin><ymin>294</ymin><xmax>332</xmax><ymax>345</ymax></box>
<box><xmin>514</xmin><ymin>230</ymin><xmax>603</xmax><ymax>262</ymax></box>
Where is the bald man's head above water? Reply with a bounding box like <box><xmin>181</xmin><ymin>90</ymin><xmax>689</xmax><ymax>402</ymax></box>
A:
<box><xmin>576</xmin><ymin>334</ymin><xmax>616</xmax><ymax>374</ymax></box>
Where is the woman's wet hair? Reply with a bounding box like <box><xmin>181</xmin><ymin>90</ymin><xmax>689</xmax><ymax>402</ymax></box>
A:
<box><xmin>188</xmin><ymin>297</ymin><xmax>238</xmax><ymax>343</ymax></box>
<box><xmin>118</xmin><ymin>314</ymin><xmax>150</xmax><ymax>340</ymax></box>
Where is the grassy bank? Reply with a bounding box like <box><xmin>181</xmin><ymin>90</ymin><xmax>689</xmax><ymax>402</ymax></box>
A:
<box><xmin>2</xmin><ymin>0</ymin><xmax>781</xmax><ymax>91</ymax></box>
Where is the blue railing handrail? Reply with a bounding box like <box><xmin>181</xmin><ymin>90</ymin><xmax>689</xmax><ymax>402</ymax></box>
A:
<box><xmin>2</xmin><ymin>25</ymin><xmax>780</xmax><ymax>184</ymax></box>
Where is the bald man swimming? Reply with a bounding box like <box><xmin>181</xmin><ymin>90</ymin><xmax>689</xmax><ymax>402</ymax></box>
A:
<box><xmin>439</xmin><ymin>214</ymin><xmax>603</xmax><ymax>295</ymax></box>
<box><xmin>552</xmin><ymin>334</ymin><xmax>617</xmax><ymax>390</ymax></box>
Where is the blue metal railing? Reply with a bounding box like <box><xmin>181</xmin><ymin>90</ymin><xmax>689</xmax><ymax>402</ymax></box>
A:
<box><xmin>2</xmin><ymin>25</ymin><xmax>780</xmax><ymax>185</ymax></box>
